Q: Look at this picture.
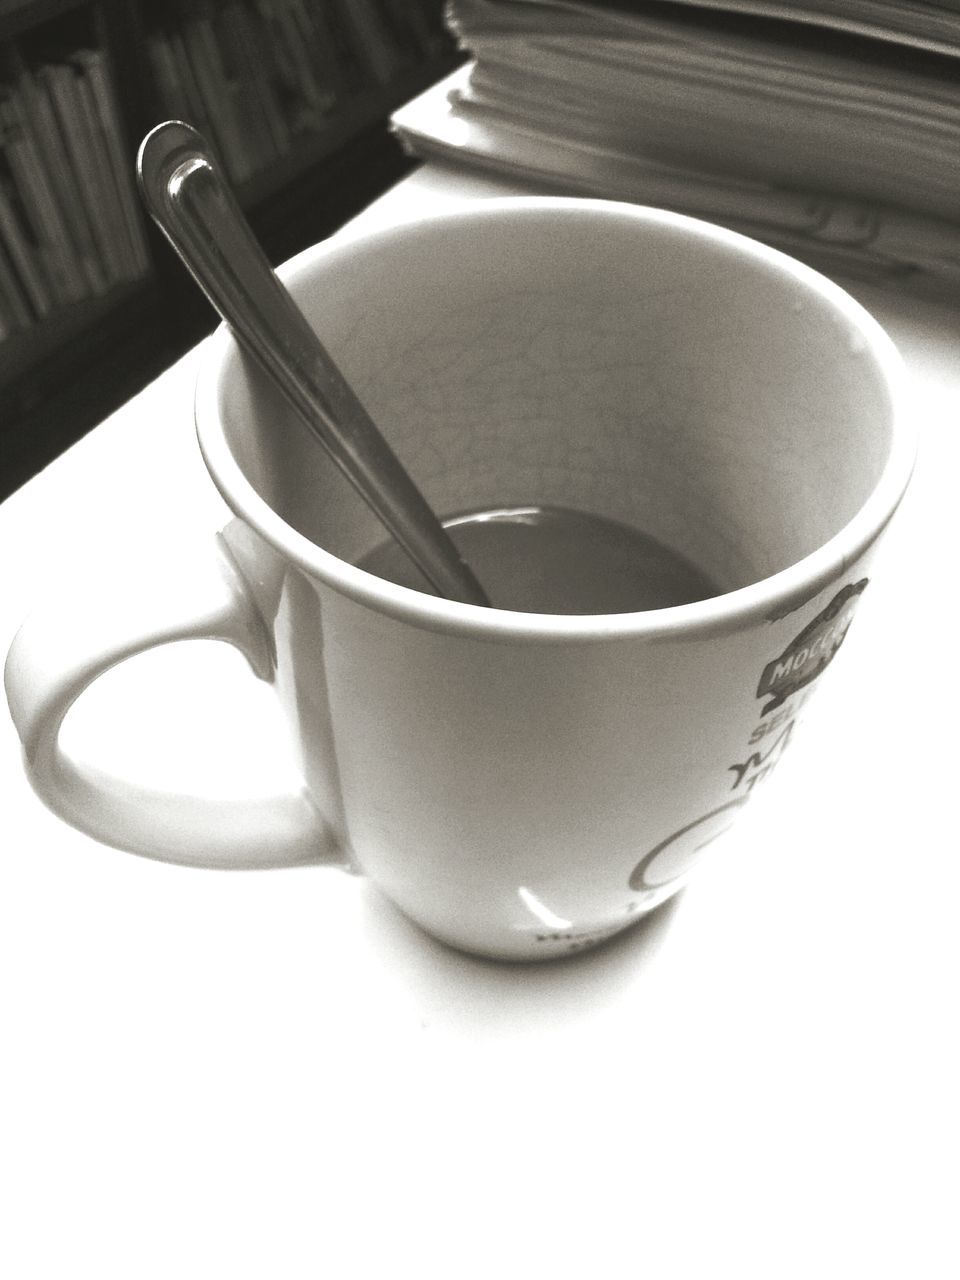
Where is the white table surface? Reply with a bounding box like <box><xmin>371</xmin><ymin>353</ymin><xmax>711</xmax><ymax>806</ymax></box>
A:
<box><xmin>2</xmin><ymin>161</ymin><xmax>958</xmax><ymax>1280</ymax></box>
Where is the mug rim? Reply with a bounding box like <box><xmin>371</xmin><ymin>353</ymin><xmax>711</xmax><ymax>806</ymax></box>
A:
<box><xmin>195</xmin><ymin>195</ymin><xmax>915</xmax><ymax>643</ymax></box>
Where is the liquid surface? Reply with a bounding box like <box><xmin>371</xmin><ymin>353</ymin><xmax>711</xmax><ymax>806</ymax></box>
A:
<box><xmin>357</xmin><ymin>505</ymin><xmax>721</xmax><ymax>614</ymax></box>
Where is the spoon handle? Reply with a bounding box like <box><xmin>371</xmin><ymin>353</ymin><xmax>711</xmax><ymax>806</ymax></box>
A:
<box><xmin>136</xmin><ymin>120</ymin><xmax>490</xmax><ymax>608</ymax></box>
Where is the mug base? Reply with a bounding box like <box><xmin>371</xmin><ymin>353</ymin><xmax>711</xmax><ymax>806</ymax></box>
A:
<box><xmin>403</xmin><ymin>901</ymin><xmax>668</xmax><ymax>963</ymax></box>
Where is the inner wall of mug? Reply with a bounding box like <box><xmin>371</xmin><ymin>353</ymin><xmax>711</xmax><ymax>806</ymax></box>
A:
<box><xmin>217</xmin><ymin>203</ymin><xmax>894</xmax><ymax>593</ymax></box>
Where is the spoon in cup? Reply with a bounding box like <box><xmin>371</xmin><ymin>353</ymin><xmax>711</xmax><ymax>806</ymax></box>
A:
<box><xmin>136</xmin><ymin>120</ymin><xmax>491</xmax><ymax>608</ymax></box>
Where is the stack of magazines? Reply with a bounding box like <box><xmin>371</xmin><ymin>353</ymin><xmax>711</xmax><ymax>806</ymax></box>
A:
<box><xmin>392</xmin><ymin>0</ymin><xmax>960</xmax><ymax>293</ymax></box>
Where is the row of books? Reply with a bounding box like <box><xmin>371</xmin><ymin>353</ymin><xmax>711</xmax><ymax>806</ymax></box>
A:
<box><xmin>1</xmin><ymin>0</ymin><xmax>451</xmax><ymax>346</ymax></box>
<box><xmin>145</xmin><ymin>0</ymin><xmax>452</xmax><ymax>188</ymax></box>
<box><xmin>0</xmin><ymin>43</ymin><xmax>151</xmax><ymax>343</ymax></box>
<box><xmin>392</xmin><ymin>0</ymin><xmax>960</xmax><ymax>296</ymax></box>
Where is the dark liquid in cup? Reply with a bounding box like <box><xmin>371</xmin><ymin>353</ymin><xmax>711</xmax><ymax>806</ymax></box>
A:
<box><xmin>357</xmin><ymin>505</ymin><xmax>721</xmax><ymax>614</ymax></box>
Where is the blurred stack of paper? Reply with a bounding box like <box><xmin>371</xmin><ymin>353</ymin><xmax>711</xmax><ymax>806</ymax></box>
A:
<box><xmin>392</xmin><ymin>0</ymin><xmax>960</xmax><ymax>293</ymax></box>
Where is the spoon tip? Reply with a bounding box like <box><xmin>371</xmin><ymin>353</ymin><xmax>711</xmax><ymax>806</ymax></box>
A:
<box><xmin>136</xmin><ymin>120</ymin><xmax>207</xmax><ymax>202</ymax></box>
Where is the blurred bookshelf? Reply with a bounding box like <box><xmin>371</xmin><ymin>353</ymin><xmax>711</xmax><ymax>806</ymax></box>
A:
<box><xmin>0</xmin><ymin>0</ymin><xmax>461</xmax><ymax>499</ymax></box>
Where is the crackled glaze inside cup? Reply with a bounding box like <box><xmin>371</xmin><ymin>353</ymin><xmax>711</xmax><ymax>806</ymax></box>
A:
<box><xmin>218</xmin><ymin>200</ymin><xmax>895</xmax><ymax>599</ymax></box>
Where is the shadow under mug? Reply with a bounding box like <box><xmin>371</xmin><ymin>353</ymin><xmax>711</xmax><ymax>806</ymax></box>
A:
<box><xmin>4</xmin><ymin>197</ymin><xmax>914</xmax><ymax>960</ymax></box>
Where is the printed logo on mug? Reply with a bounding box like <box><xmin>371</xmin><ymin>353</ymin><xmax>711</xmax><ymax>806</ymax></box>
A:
<box><xmin>4</xmin><ymin>198</ymin><xmax>914</xmax><ymax>960</ymax></box>
<box><xmin>756</xmin><ymin>578</ymin><xmax>867</xmax><ymax>714</ymax></box>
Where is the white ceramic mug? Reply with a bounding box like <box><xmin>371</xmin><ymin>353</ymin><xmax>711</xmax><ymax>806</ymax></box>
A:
<box><xmin>4</xmin><ymin>198</ymin><xmax>913</xmax><ymax>960</ymax></box>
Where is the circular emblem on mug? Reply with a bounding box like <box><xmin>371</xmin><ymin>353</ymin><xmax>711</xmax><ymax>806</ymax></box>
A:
<box><xmin>629</xmin><ymin>798</ymin><xmax>748</xmax><ymax>892</ymax></box>
<box><xmin>757</xmin><ymin>579</ymin><xmax>868</xmax><ymax>715</ymax></box>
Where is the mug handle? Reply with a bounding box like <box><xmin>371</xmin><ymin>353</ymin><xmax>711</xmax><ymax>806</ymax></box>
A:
<box><xmin>4</xmin><ymin>529</ymin><xmax>332</xmax><ymax>869</ymax></box>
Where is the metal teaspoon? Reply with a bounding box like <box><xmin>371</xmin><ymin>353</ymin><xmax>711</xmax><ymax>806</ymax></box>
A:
<box><xmin>136</xmin><ymin>120</ymin><xmax>491</xmax><ymax>608</ymax></box>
